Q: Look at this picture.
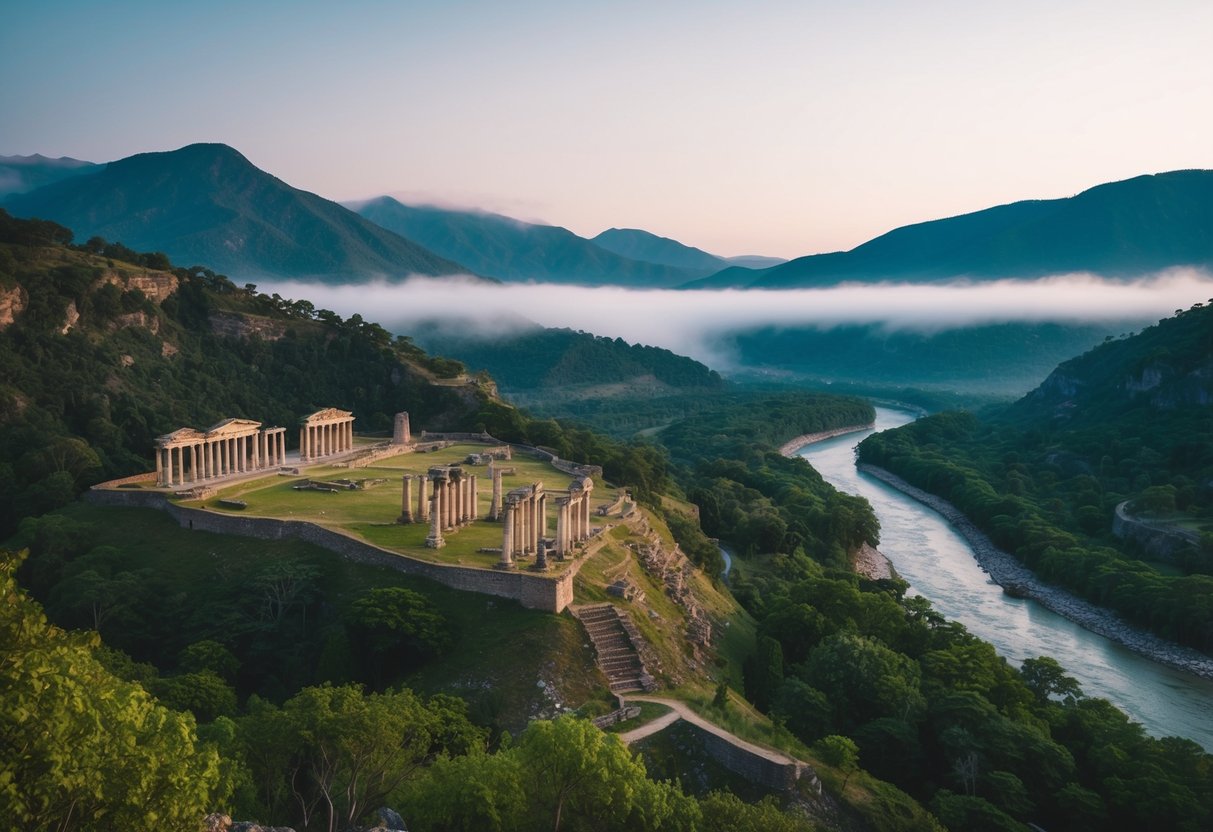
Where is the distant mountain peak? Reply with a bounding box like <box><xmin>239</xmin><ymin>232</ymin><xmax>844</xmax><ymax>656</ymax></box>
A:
<box><xmin>4</xmin><ymin>144</ymin><xmax>471</xmax><ymax>282</ymax></box>
<box><xmin>698</xmin><ymin>168</ymin><xmax>1213</xmax><ymax>289</ymax></box>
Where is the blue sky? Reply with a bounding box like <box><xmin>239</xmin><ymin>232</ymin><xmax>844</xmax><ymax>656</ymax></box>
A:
<box><xmin>3</xmin><ymin>0</ymin><xmax>1211</xmax><ymax>258</ymax></box>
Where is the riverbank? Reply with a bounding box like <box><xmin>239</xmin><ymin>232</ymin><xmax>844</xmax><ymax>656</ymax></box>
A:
<box><xmin>779</xmin><ymin>422</ymin><xmax>897</xmax><ymax>581</ymax></box>
<box><xmin>858</xmin><ymin>463</ymin><xmax>1213</xmax><ymax>681</ymax></box>
<box><xmin>777</xmin><ymin>422</ymin><xmax>875</xmax><ymax>457</ymax></box>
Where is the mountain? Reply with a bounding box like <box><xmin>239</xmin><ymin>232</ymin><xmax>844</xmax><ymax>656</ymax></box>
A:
<box><xmin>3</xmin><ymin>143</ymin><xmax>470</xmax><ymax>282</ymax></box>
<box><xmin>726</xmin><ymin>320</ymin><xmax>1144</xmax><ymax>397</ymax></box>
<box><xmin>0</xmin><ymin>153</ymin><xmax>100</xmax><ymax>197</ymax></box>
<box><xmin>1008</xmin><ymin>301</ymin><xmax>1213</xmax><ymax>424</ymax></box>
<box><xmin>723</xmin><ymin>255</ymin><xmax>787</xmax><ymax>269</ymax></box>
<box><xmin>590</xmin><ymin>227</ymin><xmax>726</xmax><ymax>276</ymax></box>
<box><xmin>691</xmin><ymin>170</ymin><xmax>1213</xmax><ymax>288</ymax></box>
<box><xmin>352</xmin><ymin>197</ymin><xmax>693</xmax><ymax>287</ymax></box>
<box><xmin>416</xmin><ymin>323</ymin><xmax>724</xmax><ymax>396</ymax></box>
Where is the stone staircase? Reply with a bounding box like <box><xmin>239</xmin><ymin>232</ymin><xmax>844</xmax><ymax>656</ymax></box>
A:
<box><xmin>573</xmin><ymin>604</ymin><xmax>656</xmax><ymax>694</ymax></box>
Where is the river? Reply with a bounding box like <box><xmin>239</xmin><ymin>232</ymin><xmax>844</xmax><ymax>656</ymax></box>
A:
<box><xmin>796</xmin><ymin>406</ymin><xmax>1213</xmax><ymax>749</ymax></box>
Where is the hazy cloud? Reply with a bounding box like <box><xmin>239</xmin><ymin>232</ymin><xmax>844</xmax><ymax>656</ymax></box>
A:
<box><xmin>264</xmin><ymin>270</ymin><xmax>1213</xmax><ymax>369</ymax></box>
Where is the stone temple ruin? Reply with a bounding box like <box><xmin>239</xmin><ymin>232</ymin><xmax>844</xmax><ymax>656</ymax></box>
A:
<box><xmin>154</xmin><ymin>419</ymin><xmax>288</xmax><ymax>487</ymax></box>
<box><xmin>393</xmin><ymin>462</ymin><xmax>598</xmax><ymax>569</ymax></box>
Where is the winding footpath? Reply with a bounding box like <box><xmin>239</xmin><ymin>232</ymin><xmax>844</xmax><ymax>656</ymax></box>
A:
<box><xmin>858</xmin><ymin>463</ymin><xmax>1213</xmax><ymax>681</ymax></box>
<box><xmin>618</xmin><ymin>695</ymin><xmax>817</xmax><ymax>794</ymax></box>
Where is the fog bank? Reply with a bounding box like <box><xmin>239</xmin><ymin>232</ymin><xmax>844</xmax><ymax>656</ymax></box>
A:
<box><xmin>264</xmin><ymin>270</ymin><xmax>1213</xmax><ymax>369</ymax></box>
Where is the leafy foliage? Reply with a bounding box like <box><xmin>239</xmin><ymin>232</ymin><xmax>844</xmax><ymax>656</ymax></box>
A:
<box><xmin>0</xmin><ymin>550</ymin><xmax>228</xmax><ymax>831</ymax></box>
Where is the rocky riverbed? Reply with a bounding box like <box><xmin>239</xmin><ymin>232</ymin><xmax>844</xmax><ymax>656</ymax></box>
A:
<box><xmin>858</xmin><ymin>463</ymin><xmax>1213</xmax><ymax>681</ymax></box>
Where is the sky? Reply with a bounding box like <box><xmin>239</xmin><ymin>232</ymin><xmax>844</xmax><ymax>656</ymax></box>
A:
<box><xmin>3</xmin><ymin>0</ymin><xmax>1212</xmax><ymax>259</ymax></box>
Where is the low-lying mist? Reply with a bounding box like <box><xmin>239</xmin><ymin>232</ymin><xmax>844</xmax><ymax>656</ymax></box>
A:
<box><xmin>264</xmin><ymin>270</ymin><xmax>1213</xmax><ymax>371</ymax></box>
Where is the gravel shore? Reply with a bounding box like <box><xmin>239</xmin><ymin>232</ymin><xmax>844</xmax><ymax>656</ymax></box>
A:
<box><xmin>778</xmin><ymin>422</ymin><xmax>875</xmax><ymax>457</ymax></box>
<box><xmin>859</xmin><ymin>463</ymin><xmax>1213</xmax><ymax>681</ymax></box>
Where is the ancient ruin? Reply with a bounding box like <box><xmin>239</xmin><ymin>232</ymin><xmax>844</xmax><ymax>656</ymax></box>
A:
<box><xmin>498</xmin><ymin>482</ymin><xmax>546</xmax><ymax>569</ymax></box>
<box><xmin>555</xmin><ymin>476</ymin><xmax>595</xmax><ymax>558</ymax></box>
<box><xmin>298</xmin><ymin>407</ymin><xmax>355</xmax><ymax>462</ymax></box>
<box><xmin>154</xmin><ymin>418</ymin><xmax>287</xmax><ymax>487</ymax></box>
<box><xmin>424</xmin><ymin>465</ymin><xmax>478</xmax><ymax>548</ymax></box>
<box><xmin>392</xmin><ymin>411</ymin><xmax>412</xmax><ymax>445</ymax></box>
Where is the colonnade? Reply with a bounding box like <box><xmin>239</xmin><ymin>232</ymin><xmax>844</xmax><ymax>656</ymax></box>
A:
<box><xmin>497</xmin><ymin>483</ymin><xmax>546</xmax><ymax>569</ymax></box>
<box><xmin>424</xmin><ymin>466</ymin><xmax>478</xmax><ymax>548</ymax></box>
<box><xmin>554</xmin><ymin>476</ymin><xmax>594</xmax><ymax>558</ymax></box>
<box><xmin>155</xmin><ymin>420</ymin><xmax>287</xmax><ymax>488</ymax></box>
<box><xmin>299</xmin><ymin>408</ymin><xmax>355</xmax><ymax>462</ymax></box>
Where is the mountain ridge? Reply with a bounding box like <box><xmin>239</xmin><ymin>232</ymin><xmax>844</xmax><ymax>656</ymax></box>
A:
<box><xmin>689</xmin><ymin>169</ymin><xmax>1213</xmax><ymax>288</ymax></box>
<box><xmin>352</xmin><ymin>196</ymin><xmax>697</xmax><ymax>287</ymax></box>
<box><xmin>3</xmin><ymin>143</ymin><xmax>473</xmax><ymax>283</ymax></box>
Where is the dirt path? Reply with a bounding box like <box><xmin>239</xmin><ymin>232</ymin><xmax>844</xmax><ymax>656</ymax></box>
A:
<box><xmin>619</xmin><ymin>695</ymin><xmax>803</xmax><ymax>768</ymax></box>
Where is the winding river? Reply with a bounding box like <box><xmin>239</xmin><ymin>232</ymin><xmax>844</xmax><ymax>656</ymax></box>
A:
<box><xmin>796</xmin><ymin>406</ymin><xmax>1213</xmax><ymax>749</ymax></box>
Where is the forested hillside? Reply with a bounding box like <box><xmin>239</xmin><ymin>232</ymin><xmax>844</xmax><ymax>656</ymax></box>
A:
<box><xmin>858</xmin><ymin>302</ymin><xmax>1213</xmax><ymax>651</ymax></box>
<box><xmin>0</xmin><ymin>210</ymin><xmax>674</xmax><ymax>537</ymax></box>
<box><xmin>419</xmin><ymin>324</ymin><xmax>724</xmax><ymax>393</ymax></box>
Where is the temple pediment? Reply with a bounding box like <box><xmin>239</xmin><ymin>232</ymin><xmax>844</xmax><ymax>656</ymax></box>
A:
<box><xmin>205</xmin><ymin>418</ymin><xmax>263</xmax><ymax>436</ymax></box>
<box><xmin>156</xmin><ymin>427</ymin><xmax>207</xmax><ymax>445</ymax></box>
<box><xmin>301</xmin><ymin>407</ymin><xmax>354</xmax><ymax>425</ymax></box>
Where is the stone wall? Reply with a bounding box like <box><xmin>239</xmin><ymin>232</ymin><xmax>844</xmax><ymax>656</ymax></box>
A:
<box><xmin>84</xmin><ymin>489</ymin><xmax>579</xmax><ymax>613</ymax></box>
<box><xmin>679</xmin><ymin>722</ymin><xmax>805</xmax><ymax>792</ymax></box>
<box><xmin>1112</xmin><ymin>501</ymin><xmax>1198</xmax><ymax>562</ymax></box>
<box><xmin>96</xmin><ymin>472</ymin><xmax>159</xmax><ymax>488</ymax></box>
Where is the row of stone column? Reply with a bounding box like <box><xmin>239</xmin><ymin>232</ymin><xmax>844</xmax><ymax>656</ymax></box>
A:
<box><xmin>422</xmin><ymin>467</ymin><xmax>478</xmax><ymax>548</ymax></box>
<box><xmin>498</xmin><ymin>483</ymin><xmax>547</xmax><ymax>570</ymax></box>
<box><xmin>156</xmin><ymin>428</ymin><xmax>287</xmax><ymax>487</ymax></box>
<box><xmin>554</xmin><ymin>477</ymin><xmax>594</xmax><ymax>558</ymax></box>
<box><xmin>299</xmin><ymin>419</ymin><xmax>354</xmax><ymax>462</ymax></box>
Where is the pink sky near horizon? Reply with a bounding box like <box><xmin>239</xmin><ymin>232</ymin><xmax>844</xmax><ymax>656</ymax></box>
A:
<box><xmin>3</xmin><ymin>1</ymin><xmax>1211</xmax><ymax>260</ymax></box>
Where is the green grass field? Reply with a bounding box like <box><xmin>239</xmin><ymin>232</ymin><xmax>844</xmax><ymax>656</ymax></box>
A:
<box><xmin>179</xmin><ymin>444</ymin><xmax>617</xmax><ymax>571</ymax></box>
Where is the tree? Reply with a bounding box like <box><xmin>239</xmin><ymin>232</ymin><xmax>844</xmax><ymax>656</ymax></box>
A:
<box><xmin>237</xmin><ymin>683</ymin><xmax>484</xmax><ymax>832</ymax></box>
<box><xmin>1020</xmin><ymin>656</ymin><xmax>1082</xmax><ymax>705</ymax></box>
<box><xmin>346</xmin><ymin>587</ymin><xmax>451</xmax><ymax>684</ymax></box>
<box><xmin>813</xmin><ymin>735</ymin><xmax>860</xmax><ymax>793</ymax></box>
<box><xmin>516</xmin><ymin>716</ymin><xmax>695</xmax><ymax>832</ymax></box>
<box><xmin>0</xmin><ymin>550</ymin><xmax>228</xmax><ymax>831</ymax></box>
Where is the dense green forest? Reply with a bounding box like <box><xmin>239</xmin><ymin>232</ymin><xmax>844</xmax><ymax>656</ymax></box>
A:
<box><xmin>858</xmin><ymin>303</ymin><xmax>1213</xmax><ymax>651</ymax></box>
<box><xmin>418</xmin><ymin>323</ymin><xmax>724</xmax><ymax>392</ymax></box>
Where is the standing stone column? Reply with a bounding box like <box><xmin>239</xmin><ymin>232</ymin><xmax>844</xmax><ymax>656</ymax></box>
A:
<box><xmin>417</xmin><ymin>475</ymin><xmax>429</xmax><ymax>521</ymax></box>
<box><xmin>188</xmin><ymin>445</ymin><xmax>196</xmax><ymax>483</ymax></box>
<box><xmin>470</xmin><ymin>475</ymin><xmax>479</xmax><ymax>521</ymax></box>
<box><xmin>555</xmin><ymin>499</ymin><xmax>568</xmax><ymax>559</ymax></box>
<box><xmin>348</xmin><ymin>420</ymin><xmax>354</xmax><ymax>451</ymax></box>
<box><xmin>489</xmin><ymin>466</ymin><xmax>503</xmax><ymax>521</ymax></box>
<box><xmin>398</xmin><ymin>476</ymin><xmax>414</xmax><ymax>524</ymax></box>
<box><xmin>497</xmin><ymin>501</ymin><xmax>515</xmax><ymax>569</ymax></box>
<box><xmin>426</xmin><ymin>484</ymin><xmax>445</xmax><ymax>548</ymax></box>
<box><xmin>155</xmin><ymin>447</ymin><xmax>164</xmax><ymax>486</ymax></box>
<box><xmin>446</xmin><ymin>478</ymin><xmax>457</xmax><ymax>530</ymax></box>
